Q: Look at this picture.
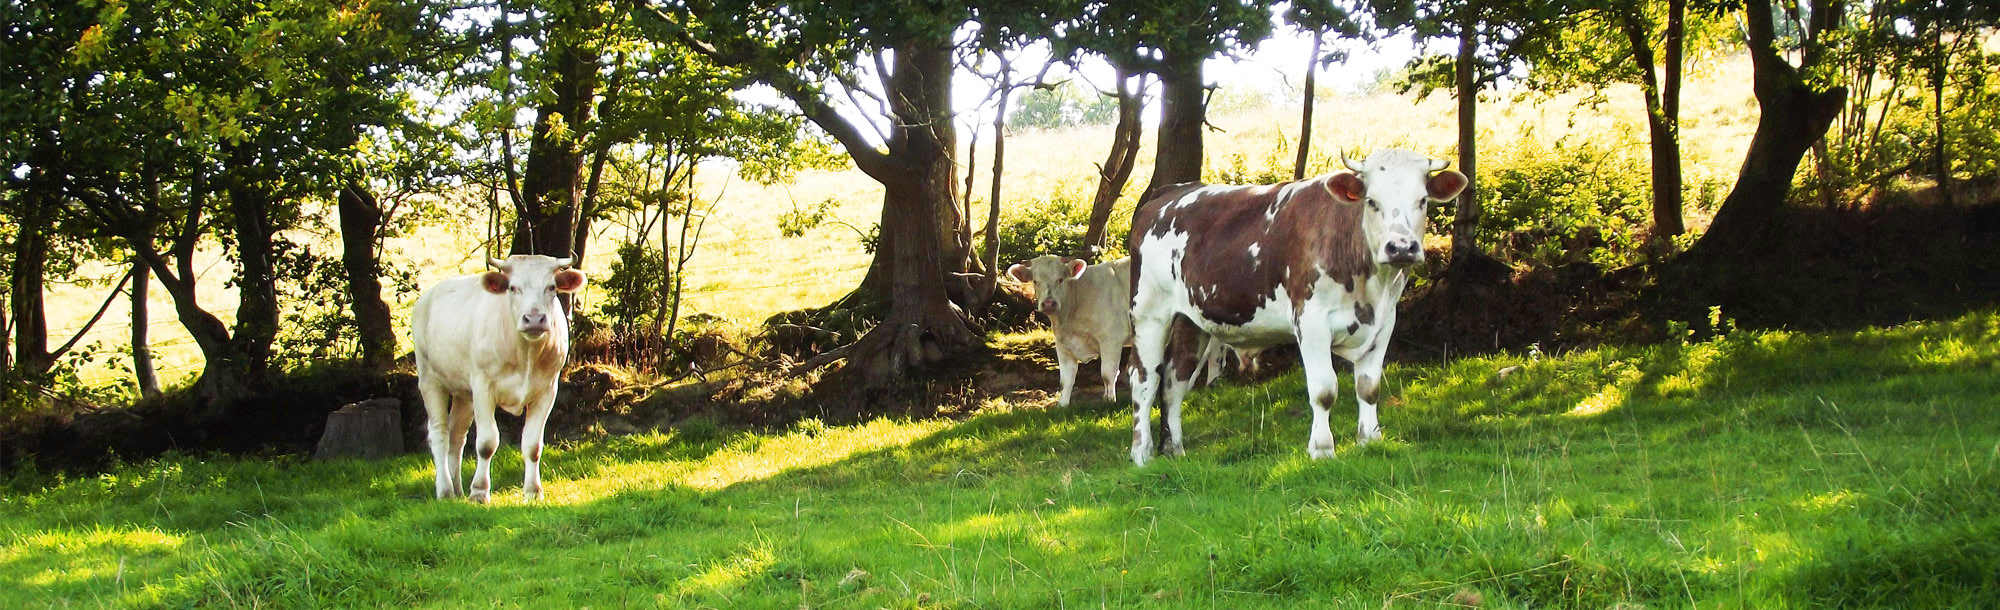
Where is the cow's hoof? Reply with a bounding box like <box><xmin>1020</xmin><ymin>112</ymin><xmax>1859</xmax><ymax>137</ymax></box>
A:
<box><xmin>469</xmin><ymin>488</ymin><xmax>491</xmax><ymax>504</ymax></box>
<box><xmin>1130</xmin><ymin>444</ymin><xmax>1153</xmax><ymax>467</ymax></box>
<box><xmin>1164</xmin><ymin>441</ymin><xmax>1185</xmax><ymax>457</ymax></box>
<box><xmin>522</xmin><ymin>487</ymin><xmax>543</xmax><ymax>501</ymax></box>
<box><xmin>1307</xmin><ymin>441</ymin><xmax>1336</xmax><ymax>460</ymax></box>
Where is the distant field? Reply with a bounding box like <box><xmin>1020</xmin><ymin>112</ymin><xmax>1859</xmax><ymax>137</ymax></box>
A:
<box><xmin>41</xmin><ymin>55</ymin><xmax>1759</xmax><ymax>388</ymax></box>
<box><xmin>6</xmin><ymin>309</ymin><xmax>1995</xmax><ymax>607</ymax></box>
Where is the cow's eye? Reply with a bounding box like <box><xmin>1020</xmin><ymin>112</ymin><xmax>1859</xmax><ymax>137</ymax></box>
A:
<box><xmin>1366</xmin><ymin>198</ymin><xmax>1379</xmax><ymax>211</ymax></box>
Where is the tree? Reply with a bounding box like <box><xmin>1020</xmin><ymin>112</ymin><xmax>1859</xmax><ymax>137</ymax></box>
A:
<box><xmin>1078</xmin><ymin>64</ymin><xmax>1151</xmax><ymax>253</ymax></box>
<box><xmin>1064</xmin><ymin>1</ymin><xmax>1277</xmax><ymax>201</ymax></box>
<box><xmin>1374</xmin><ymin>0</ymin><xmax>1572</xmax><ymax>282</ymax></box>
<box><xmin>1284</xmin><ymin>0</ymin><xmax>1366</xmax><ymax>181</ymax></box>
<box><xmin>1685</xmin><ymin>0</ymin><xmax>1848</xmax><ymax>263</ymax></box>
<box><xmin>636</xmin><ymin>0</ymin><xmax>1061</xmax><ymax>384</ymax></box>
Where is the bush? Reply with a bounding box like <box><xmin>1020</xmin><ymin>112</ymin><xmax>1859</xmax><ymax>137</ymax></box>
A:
<box><xmin>987</xmin><ymin>182</ymin><xmax>1130</xmax><ymax>266</ymax></box>
<box><xmin>1467</xmin><ymin>138</ymin><xmax>1657</xmax><ymax>268</ymax></box>
<box><xmin>596</xmin><ymin>242</ymin><xmax>674</xmax><ymax>336</ymax></box>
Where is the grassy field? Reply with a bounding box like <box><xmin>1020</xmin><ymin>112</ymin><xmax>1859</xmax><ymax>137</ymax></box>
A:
<box><xmin>39</xmin><ymin>53</ymin><xmax>1761</xmax><ymax>389</ymax></box>
<box><xmin>7</xmin><ymin>309</ymin><xmax>1996</xmax><ymax>608</ymax></box>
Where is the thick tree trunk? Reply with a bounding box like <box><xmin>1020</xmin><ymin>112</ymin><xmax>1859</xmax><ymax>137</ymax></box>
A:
<box><xmin>510</xmin><ymin>28</ymin><xmax>599</xmax><ymax>258</ymax></box>
<box><xmin>1931</xmin><ymin>23</ymin><xmax>1949</xmax><ymax>206</ymax></box>
<box><xmin>225</xmin><ymin>176</ymin><xmax>278</xmax><ymax>387</ymax></box>
<box><xmin>1448</xmin><ymin>20</ymin><xmax>1483</xmax><ymax>274</ymax></box>
<box><xmin>1082</xmin><ymin>66</ymin><xmax>1147</xmax><ymax>254</ymax></box>
<box><xmin>1294</xmin><ymin>32</ymin><xmax>1323</xmax><ymax>181</ymax></box>
<box><xmin>9</xmin><ymin>200</ymin><xmax>50</xmax><ymax>374</ymax></box>
<box><xmin>825</xmin><ymin>42</ymin><xmax>976</xmax><ymax>386</ymax></box>
<box><xmin>1687</xmin><ymin>0</ymin><xmax>1846</xmax><ymax>262</ymax></box>
<box><xmin>131</xmin><ymin>252</ymin><xmax>159</xmax><ymax>399</ymax></box>
<box><xmin>1140</xmin><ymin>54</ymin><xmax>1207</xmax><ymax>201</ymax></box>
<box><xmin>338</xmin><ymin>182</ymin><xmax>397</xmax><ymax>372</ymax></box>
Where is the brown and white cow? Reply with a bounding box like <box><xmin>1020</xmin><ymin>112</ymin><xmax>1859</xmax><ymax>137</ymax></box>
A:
<box><xmin>1007</xmin><ymin>255</ymin><xmax>1133</xmax><ymax>406</ymax></box>
<box><xmin>412</xmin><ymin>255</ymin><xmax>587</xmax><ymax>502</ymax></box>
<box><xmin>1125</xmin><ymin>148</ymin><xmax>1467</xmax><ymax>466</ymax></box>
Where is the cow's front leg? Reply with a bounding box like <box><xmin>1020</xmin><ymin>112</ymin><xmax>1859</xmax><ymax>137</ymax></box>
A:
<box><xmin>1128</xmin><ymin>315</ymin><xmax>1171</xmax><ymax>466</ymax></box>
<box><xmin>420</xmin><ymin>381</ymin><xmax>459</xmax><ymax>499</ymax></box>
<box><xmin>467</xmin><ymin>392</ymin><xmax>501</xmax><ymax>504</ymax></box>
<box><xmin>1097</xmin><ymin>341</ymin><xmax>1123</xmax><ymax>403</ymax></box>
<box><xmin>445</xmin><ymin>395</ymin><xmax>474</xmax><ymax>496</ymax></box>
<box><xmin>520</xmin><ymin>391</ymin><xmax>556</xmax><ymax>500</ymax></box>
<box><xmin>1055</xmin><ymin>344</ymin><xmax>1080</xmax><ymax>407</ymax></box>
<box><xmin>1297</xmin><ymin>319</ymin><xmax>1341</xmax><ymax>459</ymax></box>
<box><xmin>1352</xmin><ymin>334</ymin><xmax>1389</xmax><ymax>445</ymax></box>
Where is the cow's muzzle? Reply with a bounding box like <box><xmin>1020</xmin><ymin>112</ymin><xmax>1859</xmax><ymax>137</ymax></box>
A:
<box><xmin>519</xmin><ymin>312</ymin><xmax>551</xmax><ymax>337</ymax></box>
<box><xmin>1039</xmin><ymin>299</ymin><xmax>1059</xmax><ymax>315</ymax></box>
<box><xmin>1383</xmin><ymin>238</ymin><xmax>1423</xmax><ymax>266</ymax></box>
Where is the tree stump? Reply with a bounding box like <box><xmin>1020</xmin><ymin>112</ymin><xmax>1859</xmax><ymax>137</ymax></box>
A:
<box><xmin>314</xmin><ymin>398</ymin><xmax>404</xmax><ymax>460</ymax></box>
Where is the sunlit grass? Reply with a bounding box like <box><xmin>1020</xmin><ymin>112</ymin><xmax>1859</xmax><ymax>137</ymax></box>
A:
<box><xmin>6</xmin><ymin>309</ymin><xmax>1998</xmax><ymax>607</ymax></box>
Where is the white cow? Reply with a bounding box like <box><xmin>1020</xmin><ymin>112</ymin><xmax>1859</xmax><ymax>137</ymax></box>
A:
<box><xmin>412</xmin><ymin>254</ymin><xmax>586</xmax><ymax>502</ymax></box>
<box><xmin>1125</xmin><ymin>148</ymin><xmax>1467</xmax><ymax>465</ymax></box>
<box><xmin>1007</xmin><ymin>255</ymin><xmax>1133</xmax><ymax>406</ymax></box>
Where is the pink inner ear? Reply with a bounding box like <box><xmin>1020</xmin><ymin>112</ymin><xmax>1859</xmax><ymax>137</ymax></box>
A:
<box><xmin>1067</xmin><ymin>259</ymin><xmax>1087</xmax><ymax>279</ymax></box>
<box><xmin>1007</xmin><ymin>264</ymin><xmax>1031</xmax><ymax>283</ymax></box>
<box><xmin>1329</xmin><ymin>173</ymin><xmax>1367</xmax><ymax>202</ymax></box>
<box><xmin>554</xmin><ymin>269</ymin><xmax>585</xmax><ymax>293</ymax></box>
<box><xmin>481</xmin><ymin>272</ymin><xmax>509</xmax><ymax>294</ymax></box>
<box><xmin>1428</xmin><ymin>170</ymin><xmax>1469</xmax><ymax>201</ymax></box>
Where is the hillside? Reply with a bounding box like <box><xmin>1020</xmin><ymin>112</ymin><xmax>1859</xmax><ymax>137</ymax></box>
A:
<box><xmin>5</xmin><ymin>308</ymin><xmax>1995</xmax><ymax>608</ymax></box>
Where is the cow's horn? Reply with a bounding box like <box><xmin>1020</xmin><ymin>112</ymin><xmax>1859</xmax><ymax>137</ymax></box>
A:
<box><xmin>553</xmin><ymin>257</ymin><xmax>574</xmax><ymax>268</ymax></box>
<box><xmin>1428</xmin><ymin>158</ymin><xmax>1450</xmax><ymax>171</ymax></box>
<box><xmin>488</xmin><ymin>257</ymin><xmax>511</xmax><ymax>271</ymax></box>
<box><xmin>1342</xmin><ymin>153</ymin><xmax>1365</xmax><ymax>172</ymax></box>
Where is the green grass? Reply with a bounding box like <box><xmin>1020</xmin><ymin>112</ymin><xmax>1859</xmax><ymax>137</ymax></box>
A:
<box><xmin>7</xmin><ymin>311</ymin><xmax>2000</xmax><ymax>608</ymax></box>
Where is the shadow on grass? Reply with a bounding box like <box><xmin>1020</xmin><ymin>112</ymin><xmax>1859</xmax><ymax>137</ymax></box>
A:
<box><xmin>6</xmin><ymin>312</ymin><xmax>1999</xmax><ymax>607</ymax></box>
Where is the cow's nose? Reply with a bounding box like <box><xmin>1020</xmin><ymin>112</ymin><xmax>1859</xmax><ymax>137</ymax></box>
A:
<box><xmin>1384</xmin><ymin>238</ymin><xmax>1422</xmax><ymax>264</ymax></box>
<box><xmin>521</xmin><ymin>312</ymin><xmax>548</xmax><ymax>328</ymax></box>
<box><xmin>1040</xmin><ymin>299</ymin><xmax>1058</xmax><ymax>313</ymax></box>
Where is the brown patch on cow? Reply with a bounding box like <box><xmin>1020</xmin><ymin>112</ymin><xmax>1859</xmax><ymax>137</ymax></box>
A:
<box><xmin>1356</xmin><ymin>304</ymin><xmax>1376</xmax><ymax>325</ymax></box>
<box><xmin>478</xmin><ymin>439</ymin><xmax>497</xmax><ymax>460</ymax></box>
<box><xmin>1356</xmin><ymin>375</ymin><xmax>1380</xmax><ymax>405</ymax></box>
<box><xmin>527</xmin><ymin>444</ymin><xmax>542</xmax><ymax>463</ymax></box>
<box><xmin>1314</xmin><ymin>389</ymin><xmax>1338</xmax><ymax>410</ymax></box>
<box><xmin>1346</xmin><ymin>322</ymin><xmax>1360</xmax><ymax>335</ymax></box>
<box><xmin>1133</xmin><ymin>175</ymin><xmax>1374</xmax><ymax>326</ymax></box>
<box><xmin>481</xmin><ymin>271</ymin><xmax>510</xmax><ymax>294</ymax></box>
<box><xmin>1166</xmin><ymin>316</ymin><xmax>1206</xmax><ymax>383</ymax></box>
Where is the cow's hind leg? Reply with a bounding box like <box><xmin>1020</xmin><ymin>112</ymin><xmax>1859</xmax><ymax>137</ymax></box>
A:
<box><xmin>521</xmin><ymin>392</ymin><xmax>556</xmax><ymax>500</ymax></box>
<box><xmin>1098</xmin><ymin>341</ymin><xmax>1123</xmax><ymax>403</ymax></box>
<box><xmin>445</xmin><ymin>395</ymin><xmax>474</xmax><ymax>496</ymax></box>
<box><xmin>1297</xmin><ymin>318</ymin><xmax>1341</xmax><ymax>459</ymax></box>
<box><xmin>1128</xmin><ymin>315</ymin><xmax>1171</xmax><ymax>466</ymax></box>
<box><xmin>420</xmin><ymin>381</ymin><xmax>459</xmax><ymax>499</ymax></box>
<box><xmin>1160</xmin><ymin>316</ymin><xmax>1207</xmax><ymax>457</ymax></box>
<box><xmin>466</xmin><ymin>392</ymin><xmax>502</xmax><ymax>504</ymax></box>
<box><xmin>1055</xmin><ymin>345</ymin><xmax>1080</xmax><ymax>406</ymax></box>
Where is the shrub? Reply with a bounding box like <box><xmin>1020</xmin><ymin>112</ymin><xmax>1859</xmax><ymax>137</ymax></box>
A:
<box><xmin>1466</xmin><ymin>138</ymin><xmax>1657</xmax><ymax>268</ymax></box>
<box><xmin>987</xmin><ymin>182</ymin><xmax>1131</xmax><ymax>266</ymax></box>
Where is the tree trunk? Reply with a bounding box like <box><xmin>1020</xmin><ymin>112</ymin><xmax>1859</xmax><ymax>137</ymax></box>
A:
<box><xmin>1931</xmin><ymin>21</ymin><xmax>1949</xmax><ymax>206</ymax></box>
<box><xmin>1448</xmin><ymin>17</ymin><xmax>1484</xmax><ymax>275</ymax></box>
<box><xmin>225</xmin><ymin>158</ymin><xmax>279</xmax><ymax>388</ymax></box>
<box><xmin>131</xmin><ymin>251</ymin><xmax>159</xmax><ymax>399</ymax></box>
<box><xmin>8</xmin><ymin>199</ymin><xmax>50</xmax><ymax>375</ymax></box>
<box><xmin>1140</xmin><ymin>53</ymin><xmax>1207</xmax><ymax>201</ymax></box>
<box><xmin>1294</xmin><ymin>31</ymin><xmax>1323</xmax><ymax>181</ymax></box>
<box><xmin>510</xmin><ymin>22</ymin><xmax>600</xmax><ymax>258</ymax></box>
<box><xmin>1082</xmin><ymin>66</ymin><xmax>1147</xmax><ymax>254</ymax></box>
<box><xmin>825</xmin><ymin>41</ymin><xmax>977</xmax><ymax>386</ymax></box>
<box><xmin>1687</xmin><ymin>0</ymin><xmax>1847</xmax><ymax>262</ymax></box>
<box><xmin>1623</xmin><ymin>2</ymin><xmax>1686</xmax><ymax>238</ymax></box>
<box><xmin>338</xmin><ymin>181</ymin><xmax>397</xmax><ymax>372</ymax></box>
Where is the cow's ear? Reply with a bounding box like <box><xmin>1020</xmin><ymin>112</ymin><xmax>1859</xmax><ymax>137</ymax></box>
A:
<box><xmin>1427</xmin><ymin>170</ymin><xmax>1469</xmax><ymax>202</ymax></box>
<box><xmin>481</xmin><ymin>271</ymin><xmax>510</xmax><ymax>294</ymax></box>
<box><xmin>1006</xmin><ymin>263</ymin><xmax>1032</xmax><ymax>283</ymax></box>
<box><xmin>1065</xmin><ymin>258</ymin><xmax>1088</xmax><ymax>280</ymax></box>
<box><xmin>1327</xmin><ymin>172</ymin><xmax>1367</xmax><ymax>203</ymax></box>
<box><xmin>554</xmin><ymin>268</ymin><xmax>587</xmax><ymax>293</ymax></box>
